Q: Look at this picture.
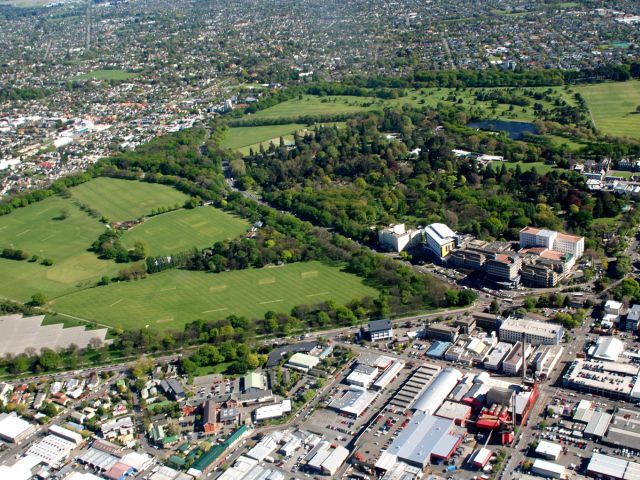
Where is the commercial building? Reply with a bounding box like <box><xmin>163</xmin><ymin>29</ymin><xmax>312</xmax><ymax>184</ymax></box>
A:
<box><xmin>604</xmin><ymin>408</ymin><xmax>640</xmax><ymax>449</ymax></box>
<box><xmin>484</xmin><ymin>342</ymin><xmax>512</xmax><ymax>371</ymax></box>
<box><xmin>435</xmin><ymin>400</ymin><xmax>472</xmax><ymax>426</ymax></box>
<box><xmin>372</xmin><ymin>360</ymin><xmax>405</xmax><ymax>391</ymax></box>
<box><xmin>519</xmin><ymin>227</ymin><xmax>584</xmax><ymax>258</ymax></box>
<box><xmin>306</xmin><ymin>441</ymin><xmax>350</xmax><ymax>476</ymax></box>
<box><xmin>0</xmin><ymin>413</ymin><xmax>36</xmax><ymax>443</ymax></box>
<box><xmin>535</xmin><ymin>440</ymin><xmax>563</xmax><ymax>461</ymax></box>
<box><xmin>485</xmin><ymin>253</ymin><xmax>521</xmax><ymax>285</ymax></box>
<box><xmin>366</xmin><ymin>319</ymin><xmax>393</xmax><ymax>342</ymax></box>
<box><xmin>49</xmin><ymin>424</ymin><xmax>83</xmax><ymax>445</ymax></box>
<box><xmin>0</xmin><ymin>455</ymin><xmax>42</xmax><ymax>480</ymax></box>
<box><xmin>378</xmin><ymin>224</ymin><xmax>422</xmax><ymax>253</ymax></box>
<box><xmin>254</xmin><ymin>399</ymin><xmax>292</xmax><ymax>422</ymax></box>
<box><xmin>591</xmin><ymin>337</ymin><xmax>625</xmax><ymax>362</ymax></box>
<box><xmin>389</xmin><ymin>363</ymin><xmax>441</xmax><ymax>411</ymax></box>
<box><xmin>286</xmin><ymin>353</ymin><xmax>320</xmax><ymax>372</ymax></box>
<box><xmin>502</xmin><ymin>341</ymin><xmax>533</xmax><ymax>375</ymax></box>
<box><xmin>531</xmin><ymin>459</ymin><xmax>565</xmax><ymax>479</ymax></box>
<box><xmin>499</xmin><ymin>317</ymin><xmax>563</xmax><ymax>345</ymax></box>
<box><xmin>412</xmin><ymin>368</ymin><xmax>462</xmax><ymax>415</ymax></box>
<box><xmin>329</xmin><ymin>389</ymin><xmax>377</xmax><ymax>417</ymax></box>
<box><xmin>384</xmin><ymin>412</ymin><xmax>461</xmax><ymax>469</ymax></box>
<box><xmin>424</xmin><ymin>323</ymin><xmax>459</xmax><ymax>342</ymax></box>
<box><xmin>217</xmin><ymin>456</ymin><xmax>284</xmax><ymax>480</ymax></box>
<box><xmin>564</xmin><ymin>360</ymin><xmax>640</xmax><ymax>400</ymax></box>
<box><xmin>347</xmin><ymin>364</ymin><xmax>379</xmax><ymax>389</ymax></box>
<box><xmin>26</xmin><ymin>434</ymin><xmax>76</xmax><ymax>467</ymax></box>
<box><xmin>587</xmin><ymin>452</ymin><xmax>640</xmax><ymax>480</ymax></box>
<box><xmin>533</xmin><ymin>345</ymin><xmax>564</xmax><ymax>380</ymax></box>
<box><xmin>202</xmin><ymin>400</ymin><xmax>218</xmax><ymax>434</ymax></box>
<box><xmin>424</xmin><ymin>223</ymin><xmax>456</xmax><ymax>259</ymax></box>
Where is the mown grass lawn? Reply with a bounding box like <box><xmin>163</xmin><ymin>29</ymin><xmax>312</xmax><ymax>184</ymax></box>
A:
<box><xmin>0</xmin><ymin>195</ymin><xmax>118</xmax><ymax>301</ymax></box>
<box><xmin>220</xmin><ymin>124</ymin><xmax>306</xmax><ymax>150</ymax></box>
<box><xmin>576</xmin><ymin>81</ymin><xmax>640</xmax><ymax>139</ymax></box>
<box><xmin>251</xmin><ymin>95</ymin><xmax>378</xmax><ymax>120</ymax></box>
<box><xmin>50</xmin><ymin>261</ymin><xmax>378</xmax><ymax>332</ymax></box>
<box><xmin>76</xmin><ymin>69</ymin><xmax>137</xmax><ymax>81</ymax></box>
<box><xmin>121</xmin><ymin>206</ymin><xmax>249</xmax><ymax>256</ymax></box>
<box><xmin>70</xmin><ymin>178</ymin><xmax>188</xmax><ymax>222</ymax></box>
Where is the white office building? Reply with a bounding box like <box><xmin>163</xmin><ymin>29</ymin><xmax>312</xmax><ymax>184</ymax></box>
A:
<box><xmin>378</xmin><ymin>224</ymin><xmax>422</xmax><ymax>252</ymax></box>
<box><xmin>519</xmin><ymin>227</ymin><xmax>584</xmax><ymax>258</ymax></box>
<box><xmin>499</xmin><ymin>317</ymin><xmax>564</xmax><ymax>345</ymax></box>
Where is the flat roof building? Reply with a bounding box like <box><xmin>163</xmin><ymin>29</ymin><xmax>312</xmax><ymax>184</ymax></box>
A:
<box><xmin>329</xmin><ymin>389</ymin><xmax>377</xmax><ymax>417</ymax></box>
<box><xmin>378</xmin><ymin>224</ymin><xmax>422</xmax><ymax>253</ymax></box>
<box><xmin>535</xmin><ymin>440</ymin><xmax>563</xmax><ymax>460</ymax></box>
<box><xmin>0</xmin><ymin>413</ymin><xmax>36</xmax><ymax>443</ymax></box>
<box><xmin>564</xmin><ymin>360</ymin><xmax>640</xmax><ymax>400</ymax></box>
<box><xmin>254</xmin><ymin>400</ymin><xmax>292</xmax><ymax>422</ymax></box>
<box><xmin>587</xmin><ymin>453</ymin><xmax>640</xmax><ymax>480</ymax></box>
<box><xmin>499</xmin><ymin>317</ymin><xmax>563</xmax><ymax>345</ymax></box>
<box><xmin>484</xmin><ymin>342</ymin><xmax>514</xmax><ymax>371</ymax></box>
<box><xmin>531</xmin><ymin>459</ymin><xmax>565</xmax><ymax>479</ymax></box>
<box><xmin>347</xmin><ymin>364</ymin><xmax>379</xmax><ymax>389</ymax></box>
<box><xmin>435</xmin><ymin>400</ymin><xmax>472</xmax><ymax>426</ymax></box>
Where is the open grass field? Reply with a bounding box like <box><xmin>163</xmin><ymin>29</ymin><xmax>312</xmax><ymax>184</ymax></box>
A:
<box><xmin>249</xmin><ymin>88</ymin><xmax>573</xmax><ymax>126</ymax></box>
<box><xmin>251</xmin><ymin>95</ymin><xmax>378</xmax><ymax>120</ymax></box>
<box><xmin>490</xmin><ymin>160</ymin><xmax>558</xmax><ymax>174</ymax></box>
<box><xmin>121</xmin><ymin>206</ymin><xmax>249</xmax><ymax>256</ymax></box>
<box><xmin>50</xmin><ymin>261</ymin><xmax>378</xmax><ymax>332</ymax></box>
<box><xmin>0</xmin><ymin>196</ymin><xmax>118</xmax><ymax>301</ymax></box>
<box><xmin>221</xmin><ymin>124</ymin><xmax>306</xmax><ymax>150</ymax></box>
<box><xmin>576</xmin><ymin>81</ymin><xmax>640</xmax><ymax>139</ymax></box>
<box><xmin>76</xmin><ymin>69</ymin><xmax>137</xmax><ymax>81</ymax></box>
<box><xmin>70</xmin><ymin>178</ymin><xmax>188</xmax><ymax>222</ymax></box>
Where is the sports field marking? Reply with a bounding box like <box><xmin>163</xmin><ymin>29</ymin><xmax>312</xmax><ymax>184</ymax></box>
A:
<box><xmin>156</xmin><ymin>317</ymin><xmax>174</xmax><ymax>323</ymax></box>
<box><xmin>190</xmin><ymin>221</ymin><xmax>208</xmax><ymax>228</ymax></box>
<box><xmin>259</xmin><ymin>299</ymin><xmax>284</xmax><ymax>305</ymax></box>
<box><xmin>209</xmin><ymin>285</ymin><xmax>228</xmax><ymax>293</ymax></box>
<box><xmin>301</xmin><ymin>270</ymin><xmax>318</xmax><ymax>279</ymax></box>
<box><xmin>15</xmin><ymin>229</ymin><xmax>30</xmax><ymax>237</ymax></box>
<box><xmin>41</xmin><ymin>234</ymin><xmax>55</xmax><ymax>242</ymax></box>
<box><xmin>0</xmin><ymin>226</ymin><xmax>7</xmax><ymax>231</ymax></box>
<box><xmin>306</xmin><ymin>292</ymin><xmax>330</xmax><ymax>297</ymax></box>
<box><xmin>109</xmin><ymin>299</ymin><xmax>123</xmax><ymax>307</ymax></box>
<box><xmin>258</xmin><ymin>277</ymin><xmax>276</xmax><ymax>285</ymax></box>
<box><xmin>202</xmin><ymin>308</ymin><xmax>228</xmax><ymax>313</ymax></box>
<box><xmin>34</xmin><ymin>207</ymin><xmax>52</xmax><ymax>216</ymax></box>
<box><xmin>160</xmin><ymin>286</ymin><xmax>177</xmax><ymax>292</ymax></box>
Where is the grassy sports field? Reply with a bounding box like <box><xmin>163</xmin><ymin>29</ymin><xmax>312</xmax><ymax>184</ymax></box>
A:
<box><xmin>220</xmin><ymin>123</ymin><xmax>306</xmax><ymax>150</ymax></box>
<box><xmin>121</xmin><ymin>206</ymin><xmax>249</xmax><ymax>256</ymax></box>
<box><xmin>0</xmin><ymin>195</ymin><xmax>118</xmax><ymax>301</ymax></box>
<box><xmin>51</xmin><ymin>261</ymin><xmax>378</xmax><ymax>332</ymax></box>
<box><xmin>576</xmin><ymin>81</ymin><xmax>640</xmax><ymax>139</ymax></box>
<box><xmin>70</xmin><ymin>178</ymin><xmax>188</xmax><ymax>222</ymax></box>
<box><xmin>76</xmin><ymin>69</ymin><xmax>137</xmax><ymax>81</ymax></box>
